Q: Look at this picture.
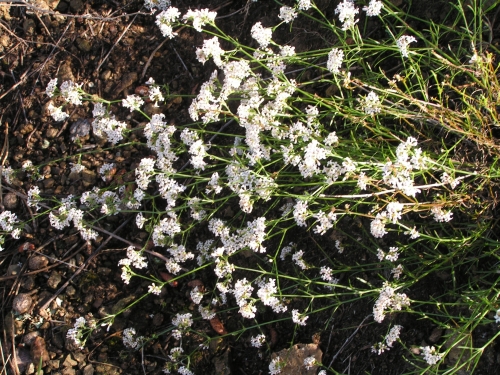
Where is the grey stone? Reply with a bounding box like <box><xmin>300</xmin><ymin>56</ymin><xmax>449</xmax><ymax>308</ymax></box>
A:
<box><xmin>47</xmin><ymin>271</ymin><xmax>62</xmax><ymax>289</ymax></box>
<box><xmin>12</xmin><ymin>293</ymin><xmax>32</xmax><ymax>314</ymax></box>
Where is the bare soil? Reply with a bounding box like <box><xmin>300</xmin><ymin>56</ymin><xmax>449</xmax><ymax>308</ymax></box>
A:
<box><xmin>1</xmin><ymin>1</ymin><xmax>500</xmax><ymax>375</ymax></box>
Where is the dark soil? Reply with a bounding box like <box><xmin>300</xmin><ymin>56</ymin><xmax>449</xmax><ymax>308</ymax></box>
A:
<box><xmin>1</xmin><ymin>1</ymin><xmax>500</xmax><ymax>375</ymax></box>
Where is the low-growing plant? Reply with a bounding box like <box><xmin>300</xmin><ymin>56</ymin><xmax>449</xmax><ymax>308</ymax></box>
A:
<box><xmin>2</xmin><ymin>0</ymin><xmax>500</xmax><ymax>374</ymax></box>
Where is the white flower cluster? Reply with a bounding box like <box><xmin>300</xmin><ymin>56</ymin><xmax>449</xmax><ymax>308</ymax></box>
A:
<box><xmin>297</xmin><ymin>0</ymin><xmax>312</xmax><ymax>11</ymax></box>
<box><xmin>171</xmin><ymin>313</ymin><xmax>193</xmax><ymax>340</ymax></box>
<box><xmin>183</xmin><ymin>8</ymin><xmax>217</xmax><ymax>32</ymax></box>
<box><xmin>291</xmin><ymin>309</ymin><xmax>308</xmax><ymax>325</ymax></box>
<box><xmin>320</xmin><ymin>266</ymin><xmax>339</xmax><ymax>285</ymax></box>
<box><xmin>371</xmin><ymin>324</ymin><xmax>403</xmax><ymax>355</ymax></box>
<box><xmin>99</xmin><ymin>163</ymin><xmax>115</xmax><ymax>181</ymax></box>
<box><xmin>122</xmin><ymin>94</ymin><xmax>144</xmax><ymax>112</ymax></box>
<box><xmin>155</xmin><ymin>7</ymin><xmax>180</xmax><ymax>38</ymax></box>
<box><xmin>292</xmin><ymin>249</ymin><xmax>308</xmax><ymax>270</ymax></box>
<box><xmin>363</xmin><ymin>0</ymin><xmax>383</xmax><ymax>16</ymax></box>
<box><xmin>60</xmin><ymin>80</ymin><xmax>83</xmax><ymax>105</ymax></box>
<box><xmin>225</xmin><ymin>163</ymin><xmax>277</xmax><ymax>213</ymax></box>
<box><xmin>66</xmin><ymin>316</ymin><xmax>96</xmax><ymax>350</ymax></box>
<box><xmin>361</xmin><ymin>91</ymin><xmax>381</xmax><ymax>115</ymax></box>
<box><xmin>431</xmin><ymin>206</ymin><xmax>453</xmax><ymax>222</ymax></box>
<box><xmin>149</xmin><ymin>283</ymin><xmax>162</xmax><ymax>295</ymax></box>
<box><xmin>147</xmin><ymin>80</ymin><xmax>165</xmax><ymax>106</ymax></box>
<box><xmin>404</xmin><ymin>225</ymin><xmax>420</xmax><ymax>240</ymax></box>
<box><xmin>45</xmin><ymin>78</ymin><xmax>58</xmax><ymax>97</ymax></box>
<box><xmin>279</xmin><ymin>6</ymin><xmax>297</xmax><ymax>23</ymax></box>
<box><xmin>380</xmin><ymin>137</ymin><xmax>427</xmax><ymax>200</ymax></box>
<box><xmin>440</xmin><ymin>172</ymin><xmax>460</xmax><ymax>189</ymax></box>
<box><xmin>335</xmin><ymin>0</ymin><xmax>359</xmax><ymax>30</ymax></box>
<box><xmin>232</xmin><ymin>278</ymin><xmax>256</xmax><ymax>319</ymax></box>
<box><xmin>153</xmin><ymin>211</ymin><xmax>181</xmax><ymax>246</ymax></box>
<box><xmin>180</xmin><ymin>128</ymin><xmax>208</xmax><ymax>170</ymax></box>
<box><xmin>269</xmin><ymin>356</ymin><xmax>284</xmax><ymax>375</ymax></box>
<box><xmin>257</xmin><ymin>278</ymin><xmax>287</xmax><ymax>313</ymax></box>
<box><xmin>377</xmin><ymin>247</ymin><xmax>399</xmax><ymax>262</ymax></box>
<box><xmin>188</xmin><ymin>197</ymin><xmax>207</xmax><ymax>221</ymax></box>
<box><xmin>373</xmin><ymin>282</ymin><xmax>411</xmax><ymax>323</ymax></box>
<box><xmin>251</xmin><ymin>22</ymin><xmax>273</xmax><ymax>48</ymax></box>
<box><xmin>118</xmin><ymin>246</ymin><xmax>147</xmax><ymax>284</ymax></box>
<box><xmin>420</xmin><ymin>346</ymin><xmax>443</xmax><ymax>365</ymax></box>
<box><xmin>91</xmin><ymin>103</ymin><xmax>127</xmax><ymax>145</ymax></box>
<box><xmin>123</xmin><ymin>327</ymin><xmax>143</xmax><ymax>349</ymax></box>
<box><xmin>27</xmin><ymin>186</ymin><xmax>41</xmax><ymax>211</ymax></box>
<box><xmin>292</xmin><ymin>200</ymin><xmax>309</xmax><ymax>227</ymax></box>
<box><xmin>198</xmin><ymin>304</ymin><xmax>216</xmax><ymax>320</ymax></box>
<box><xmin>206</xmin><ymin>172</ymin><xmax>223</xmax><ymax>195</ymax></box>
<box><xmin>303</xmin><ymin>356</ymin><xmax>317</xmax><ymax>370</ymax></box>
<box><xmin>190</xmin><ymin>286</ymin><xmax>204</xmax><ymax>304</ymax></box>
<box><xmin>172</xmin><ymin>312</ymin><xmax>193</xmax><ymax>331</ymax></box>
<box><xmin>397</xmin><ymin>35</ymin><xmax>417</xmax><ymax>58</ymax></box>
<box><xmin>391</xmin><ymin>264</ymin><xmax>404</xmax><ymax>280</ymax></box>
<box><xmin>164</xmin><ymin>244</ymin><xmax>194</xmax><ymax>274</ymax></box>
<box><xmin>144</xmin><ymin>0</ymin><xmax>171</xmax><ymax>11</ymax></box>
<box><xmin>50</xmin><ymin>196</ymin><xmax>98</xmax><ymax>241</ymax></box>
<box><xmin>327</xmin><ymin>48</ymin><xmax>344</xmax><ymax>74</ymax></box>
<box><xmin>250</xmin><ymin>333</ymin><xmax>266</xmax><ymax>348</ymax></box>
<box><xmin>156</xmin><ymin>174</ymin><xmax>186</xmax><ymax>208</ymax></box>
<box><xmin>196</xmin><ymin>36</ymin><xmax>224</xmax><ymax>67</ymax></box>
<box><xmin>0</xmin><ymin>210</ymin><xmax>20</xmax><ymax>239</ymax></box>
<box><xmin>313</xmin><ymin>210</ymin><xmax>337</xmax><ymax>235</ymax></box>
<box><xmin>143</xmin><ymin>114</ymin><xmax>177</xmax><ymax>173</ymax></box>
<box><xmin>48</xmin><ymin>102</ymin><xmax>69</xmax><ymax>122</ymax></box>
<box><xmin>1</xmin><ymin>166</ymin><xmax>15</xmax><ymax>184</ymax></box>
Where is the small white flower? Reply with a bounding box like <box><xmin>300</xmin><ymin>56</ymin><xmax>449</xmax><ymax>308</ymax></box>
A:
<box><xmin>431</xmin><ymin>206</ymin><xmax>453</xmax><ymax>222</ymax></box>
<box><xmin>45</xmin><ymin>78</ymin><xmax>58</xmax><ymax>97</ymax></box>
<box><xmin>363</xmin><ymin>0</ymin><xmax>383</xmax><ymax>16</ymax></box>
<box><xmin>297</xmin><ymin>0</ymin><xmax>312</xmax><ymax>11</ymax></box>
<box><xmin>123</xmin><ymin>327</ymin><xmax>143</xmax><ymax>349</ymax></box>
<box><xmin>199</xmin><ymin>305</ymin><xmax>216</xmax><ymax>320</ymax></box>
<box><xmin>47</xmin><ymin>103</ymin><xmax>69</xmax><ymax>122</ymax></box>
<box><xmin>291</xmin><ymin>309</ymin><xmax>308</xmax><ymax>326</ymax></box>
<box><xmin>27</xmin><ymin>186</ymin><xmax>41</xmax><ymax>211</ymax></box>
<box><xmin>172</xmin><ymin>313</ymin><xmax>193</xmax><ymax>330</ymax></box>
<box><xmin>361</xmin><ymin>91</ymin><xmax>381</xmax><ymax>115</ymax></box>
<box><xmin>279</xmin><ymin>6</ymin><xmax>297</xmax><ymax>23</ymax></box>
<box><xmin>148</xmin><ymin>283</ymin><xmax>162</xmax><ymax>295</ymax></box>
<box><xmin>144</xmin><ymin>0</ymin><xmax>171</xmax><ymax>11</ymax></box>
<box><xmin>327</xmin><ymin>48</ymin><xmax>344</xmax><ymax>74</ymax></box>
<box><xmin>183</xmin><ymin>8</ymin><xmax>217</xmax><ymax>32</ymax></box>
<box><xmin>370</xmin><ymin>212</ymin><xmax>387</xmax><ymax>238</ymax></box>
<box><xmin>335</xmin><ymin>0</ymin><xmax>359</xmax><ymax>30</ymax></box>
<box><xmin>397</xmin><ymin>35</ymin><xmax>417</xmax><ymax>58</ymax></box>
<box><xmin>190</xmin><ymin>286</ymin><xmax>204</xmax><ymax>304</ymax></box>
<box><xmin>60</xmin><ymin>80</ymin><xmax>82</xmax><ymax>105</ymax></box>
<box><xmin>251</xmin><ymin>22</ymin><xmax>273</xmax><ymax>48</ymax></box>
<box><xmin>303</xmin><ymin>356</ymin><xmax>316</xmax><ymax>370</ymax></box>
<box><xmin>155</xmin><ymin>7</ymin><xmax>181</xmax><ymax>38</ymax></box>
<box><xmin>391</xmin><ymin>264</ymin><xmax>404</xmax><ymax>280</ymax></box>
<box><xmin>269</xmin><ymin>356</ymin><xmax>284</xmax><ymax>375</ymax></box>
<box><xmin>495</xmin><ymin>308</ymin><xmax>500</xmax><ymax>324</ymax></box>
<box><xmin>99</xmin><ymin>163</ymin><xmax>116</xmax><ymax>181</ymax></box>
<box><xmin>250</xmin><ymin>333</ymin><xmax>266</xmax><ymax>348</ymax></box>
<box><xmin>420</xmin><ymin>346</ymin><xmax>443</xmax><ymax>365</ymax></box>
<box><xmin>122</xmin><ymin>95</ymin><xmax>144</xmax><ymax>112</ymax></box>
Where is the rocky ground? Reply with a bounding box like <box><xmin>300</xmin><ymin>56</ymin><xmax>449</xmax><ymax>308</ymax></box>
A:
<box><xmin>1</xmin><ymin>1</ymin><xmax>499</xmax><ymax>375</ymax></box>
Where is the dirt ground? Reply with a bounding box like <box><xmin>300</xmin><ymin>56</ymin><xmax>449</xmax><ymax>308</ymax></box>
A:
<box><xmin>1</xmin><ymin>1</ymin><xmax>499</xmax><ymax>374</ymax></box>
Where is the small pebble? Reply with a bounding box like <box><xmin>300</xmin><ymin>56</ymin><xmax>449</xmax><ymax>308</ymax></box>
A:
<box><xmin>29</xmin><ymin>255</ymin><xmax>49</xmax><ymax>270</ymax></box>
<box><xmin>12</xmin><ymin>293</ymin><xmax>32</xmax><ymax>314</ymax></box>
